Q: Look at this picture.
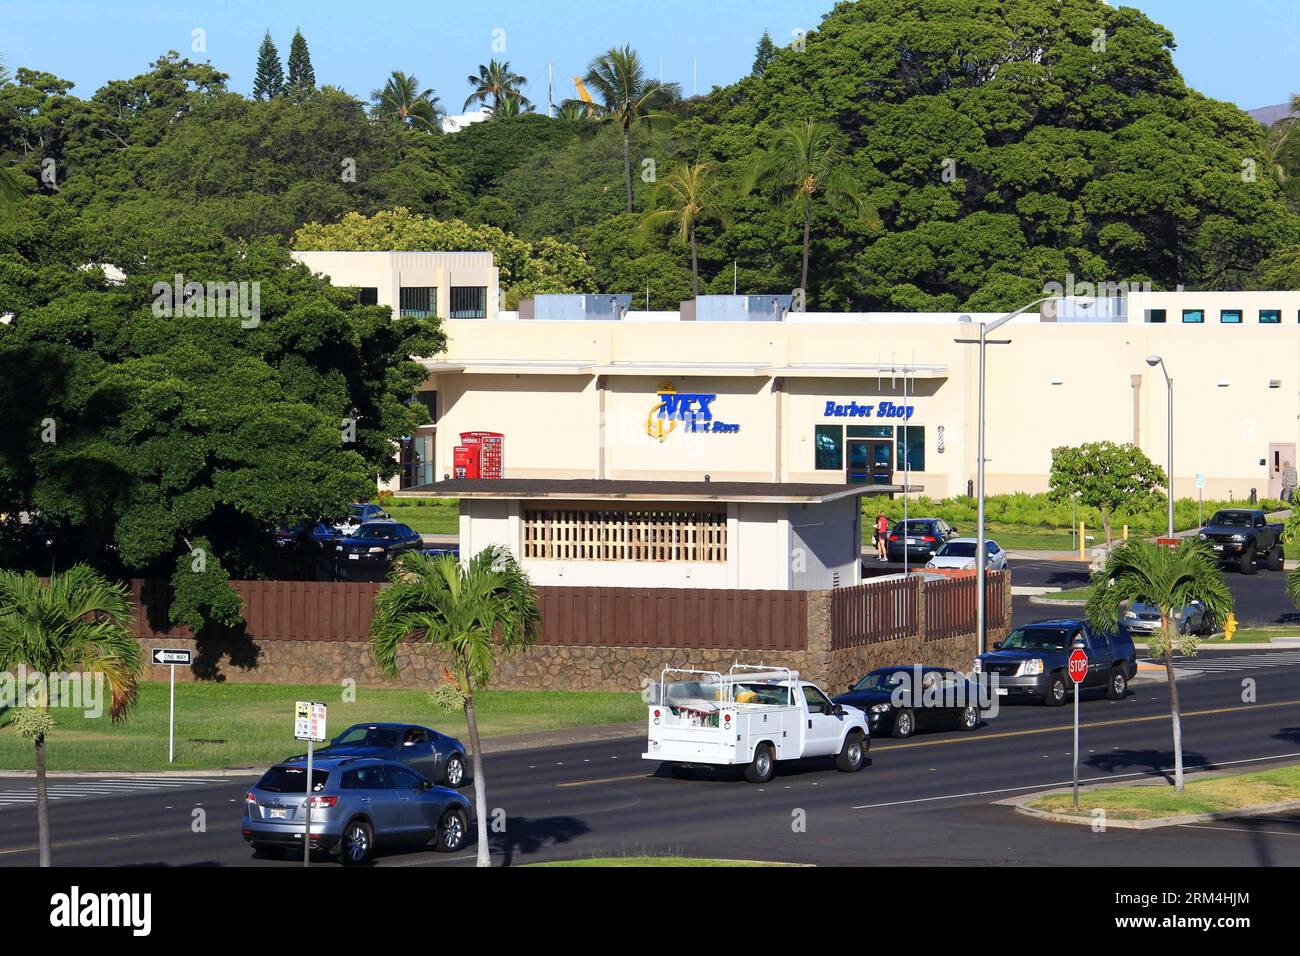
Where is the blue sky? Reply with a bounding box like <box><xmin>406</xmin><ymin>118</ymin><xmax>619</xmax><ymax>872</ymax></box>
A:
<box><xmin>2</xmin><ymin>1</ymin><xmax>1296</xmax><ymax>112</ymax></box>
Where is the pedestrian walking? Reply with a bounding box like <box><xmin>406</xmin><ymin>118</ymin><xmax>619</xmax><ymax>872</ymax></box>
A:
<box><xmin>1282</xmin><ymin>460</ymin><xmax>1297</xmax><ymax>504</ymax></box>
<box><xmin>875</xmin><ymin>512</ymin><xmax>890</xmax><ymax>562</ymax></box>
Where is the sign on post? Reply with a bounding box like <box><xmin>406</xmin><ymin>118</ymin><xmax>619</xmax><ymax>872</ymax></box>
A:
<box><xmin>152</xmin><ymin>648</ymin><xmax>192</xmax><ymax>764</ymax></box>
<box><xmin>294</xmin><ymin>702</ymin><xmax>327</xmax><ymax>867</ymax></box>
<box><xmin>1068</xmin><ymin>645</ymin><xmax>1088</xmax><ymax>811</ymax></box>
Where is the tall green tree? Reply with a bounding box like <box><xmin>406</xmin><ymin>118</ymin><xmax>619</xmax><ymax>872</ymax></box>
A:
<box><xmin>0</xmin><ymin>566</ymin><xmax>143</xmax><ymax>866</ymax></box>
<box><xmin>1049</xmin><ymin>442</ymin><xmax>1167</xmax><ymax>547</ymax></box>
<box><xmin>744</xmin><ymin>119</ymin><xmax>870</xmax><ymax>296</ymax></box>
<box><xmin>751</xmin><ymin>31</ymin><xmax>778</xmax><ymax>77</ymax></box>
<box><xmin>581</xmin><ymin>45</ymin><xmax>681</xmax><ymax>212</ymax></box>
<box><xmin>370</xmin><ymin>71</ymin><xmax>444</xmax><ymax>133</ymax></box>
<box><xmin>0</xmin><ymin>55</ymin><xmax>18</xmax><ymax>213</ymax></box>
<box><xmin>286</xmin><ymin>29</ymin><xmax>316</xmax><ymax>100</ymax></box>
<box><xmin>252</xmin><ymin>31</ymin><xmax>285</xmax><ymax>100</ymax></box>
<box><xmin>369</xmin><ymin>548</ymin><xmax>542</xmax><ymax>868</ymax></box>
<box><xmin>489</xmin><ymin>93</ymin><xmax>534</xmax><ymax>120</ymax></box>
<box><xmin>639</xmin><ymin>162</ymin><xmax>730</xmax><ymax>297</ymax></box>
<box><xmin>1087</xmin><ymin>541</ymin><xmax>1233</xmax><ymax>792</ymax></box>
<box><xmin>464</xmin><ymin>60</ymin><xmax>528</xmax><ymax>114</ymax></box>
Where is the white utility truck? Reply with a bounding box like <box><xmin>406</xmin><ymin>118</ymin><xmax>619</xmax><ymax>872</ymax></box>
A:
<box><xmin>643</xmin><ymin>665</ymin><xmax>870</xmax><ymax>783</ymax></box>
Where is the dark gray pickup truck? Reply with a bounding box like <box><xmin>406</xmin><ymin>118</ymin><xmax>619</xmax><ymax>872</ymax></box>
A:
<box><xmin>1198</xmin><ymin>509</ymin><xmax>1286</xmax><ymax>574</ymax></box>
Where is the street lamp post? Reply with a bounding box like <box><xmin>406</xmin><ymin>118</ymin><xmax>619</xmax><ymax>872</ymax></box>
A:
<box><xmin>957</xmin><ymin>296</ymin><xmax>1055</xmax><ymax>654</ymax></box>
<box><xmin>1146</xmin><ymin>356</ymin><xmax>1174</xmax><ymax>539</ymax></box>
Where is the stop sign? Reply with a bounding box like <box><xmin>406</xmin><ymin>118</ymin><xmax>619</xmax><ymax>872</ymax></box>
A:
<box><xmin>1067</xmin><ymin>648</ymin><xmax>1089</xmax><ymax>685</ymax></box>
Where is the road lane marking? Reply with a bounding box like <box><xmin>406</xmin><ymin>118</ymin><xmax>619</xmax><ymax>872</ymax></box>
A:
<box><xmin>851</xmin><ymin>751</ymin><xmax>1300</xmax><ymax>809</ymax></box>
<box><xmin>1179</xmin><ymin>824</ymin><xmax>1300</xmax><ymax>837</ymax></box>
<box><xmin>556</xmin><ymin>699</ymin><xmax>1300</xmax><ymax>789</ymax></box>
<box><xmin>0</xmin><ymin>826</ymin><xmax>195</xmax><ymax>856</ymax></box>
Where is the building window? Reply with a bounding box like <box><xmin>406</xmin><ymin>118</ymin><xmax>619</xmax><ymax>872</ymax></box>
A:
<box><xmin>1181</xmin><ymin>309</ymin><xmax>1204</xmax><ymax>324</ymax></box>
<box><xmin>897</xmin><ymin>426</ymin><xmax>925</xmax><ymax>472</ymax></box>
<box><xmin>815</xmin><ymin>425</ymin><xmax>843</xmax><ymax>471</ymax></box>
<box><xmin>1220</xmin><ymin>309</ymin><xmax>1243</xmax><ymax>324</ymax></box>
<box><xmin>523</xmin><ymin>509</ymin><xmax>727</xmax><ymax>563</ymax></box>
<box><xmin>848</xmin><ymin>425</ymin><xmax>893</xmax><ymax>439</ymax></box>
<box><xmin>417</xmin><ymin>391</ymin><xmax>438</xmax><ymax>424</ymax></box>
<box><xmin>1145</xmin><ymin>309</ymin><xmax>1167</xmax><ymax>324</ymax></box>
<box><xmin>450</xmin><ymin>286</ymin><xmax>488</xmax><ymax>319</ymax></box>
<box><xmin>1260</xmin><ymin>309</ymin><xmax>1281</xmax><ymax>324</ymax></box>
<box><xmin>399</xmin><ymin>287</ymin><xmax>436</xmax><ymax>318</ymax></box>
<box><xmin>356</xmin><ymin>287</ymin><xmax>379</xmax><ymax>307</ymax></box>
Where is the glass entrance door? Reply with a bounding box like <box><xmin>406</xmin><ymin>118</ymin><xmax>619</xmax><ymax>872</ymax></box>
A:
<box><xmin>848</xmin><ymin>440</ymin><xmax>894</xmax><ymax>486</ymax></box>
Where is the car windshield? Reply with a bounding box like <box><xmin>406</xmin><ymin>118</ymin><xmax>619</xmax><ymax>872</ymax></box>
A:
<box><xmin>348</xmin><ymin>505</ymin><xmax>366</xmax><ymax>520</ymax></box>
<box><xmin>852</xmin><ymin>671</ymin><xmax>909</xmax><ymax>691</ymax></box>
<box><xmin>1001</xmin><ymin>627</ymin><xmax>1077</xmax><ymax>652</ymax></box>
<box><xmin>333</xmin><ymin>726</ymin><xmax>400</xmax><ymax>748</ymax></box>
<box><xmin>937</xmin><ymin>542</ymin><xmax>978</xmax><ymax>557</ymax></box>
<box><xmin>1210</xmin><ymin>511</ymin><xmax>1252</xmax><ymax>527</ymax></box>
<box><xmin>893</xmin><ymin>521</ymin><xmax>934</xmax><ymax>533</ymax></box>
<box><xmin>358</xmin><ymin>524</ymin><xmax>400</xmax><ymax>540</ymax></box>
<box><xmin>258</xmin><ymin>766</ymin><xmax>330</xmax><ymax>793</ymax></box>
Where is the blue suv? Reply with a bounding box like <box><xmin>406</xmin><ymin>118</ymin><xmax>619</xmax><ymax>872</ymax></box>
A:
<box><xmin>242</xmin><ymin>757</ymin><xmax>470</xmax><ymax>864</ymax></box>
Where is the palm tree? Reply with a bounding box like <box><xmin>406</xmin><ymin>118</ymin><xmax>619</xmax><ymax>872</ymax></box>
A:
<box><xmin>0</xmin><ymin>566</ymin><xmax>142</xmax><ymax>866</ymax></box>
<box><xmin>744</xmin><ymin>118</ymin><xmax>875</xmax><ymax>295</ymax></box>
<box><xmin>638</xmin><ymin>162</ymin><xmax>731</xmax><ymax>297</ymax></box>
<box><xmin>370</xmin><ymin>71</ymin><xmax>444</xmax><ymax>133</ymax></box>
<box><xmin>1263</xmin><ymin>117</ymin><xmax>1300</xmax><ymax>198</ymax></box>
<box><xmin>369</xmin><ymin>547</ymin><xmax>541</xmax><ymax>867</ymax></box>
<box><xmin>581</xmin><ymin>45</ymin><xmax>681</xmax><ymax>212</ymax></box>
<box><xmin>464</xmin><ymin>60</ymin><xmax>529</xmax><ymax>113</ymax></box>
<box><xmin>490</xmin><ymin>93</ymin><xmax>535</xmax><ymax>120</ymax></box>
<box><xmin>1086</xmin><ymin>540</ymin><xmax>1233</xmax><ymax>792</ymax></box>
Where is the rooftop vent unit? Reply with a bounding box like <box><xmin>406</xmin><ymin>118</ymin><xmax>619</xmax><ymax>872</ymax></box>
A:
<box><xmin>519</xmin><ymin>294</ymin><xmax>633</xmax><ymax>321</ymax></box>
<box><xmin>681</xmin><ymin>295</ymin><xmax>794</xmax><ymax>323</ymax></box>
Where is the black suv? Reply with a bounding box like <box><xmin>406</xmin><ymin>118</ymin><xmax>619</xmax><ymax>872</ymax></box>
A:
<box><xmin>885</xmin><ymin>519</ymin><xmax>957</xmax><ymax>564</ymax></box>
<box><xmin>974</xmin><ymin>619</ymin><xmax>1137</xmax><ymax>706</ymax></box>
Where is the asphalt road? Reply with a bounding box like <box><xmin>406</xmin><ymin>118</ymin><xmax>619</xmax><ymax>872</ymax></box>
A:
<box><xmin>3</xmin><ymin>656</ymin><xmax>1299</xmax><ymax>867</ymax></box>
<box><xmin>1011</xmin><ymin>558</ymin><xmax>1300</xmax><ymax>629</ymax></box>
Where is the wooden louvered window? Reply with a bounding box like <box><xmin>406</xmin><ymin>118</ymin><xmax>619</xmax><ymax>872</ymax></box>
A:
<box><xmin>523</xmin><ymin>509</ymin><xmax>727</xmax><ymax>563</ymax></box>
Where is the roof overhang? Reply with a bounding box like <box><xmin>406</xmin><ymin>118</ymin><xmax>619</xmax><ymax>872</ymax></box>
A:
<box><xmin>397</xmin><ymin>479</ymin><xmax>923</xmax><ymax>505</ymax></box>
<box><xmin>594</xmin><ymin>362</ymin><xmax>771</xmax><ymax>378</ymax></box>
<box><xmin>421</xmin><ymin>359</ymin><xmax>596</xmax><ymax>376</ymax></box>
<box><xmin>769</xmin><ymin>364</ymin><xmax>949</xmax><ymax>379</ymax></box>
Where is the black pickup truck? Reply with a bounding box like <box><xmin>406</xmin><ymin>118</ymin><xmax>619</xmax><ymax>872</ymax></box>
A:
<box><xmin>1198</xmin><ymin>509</ymin><xmax>1286</xmax><ymax>574</ymax></box>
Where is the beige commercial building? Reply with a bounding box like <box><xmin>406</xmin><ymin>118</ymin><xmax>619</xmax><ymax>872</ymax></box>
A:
<box><xmin>291</xmin><ymin>250</ymin><xmax>1300</xmax><ymax>588</ymax></box>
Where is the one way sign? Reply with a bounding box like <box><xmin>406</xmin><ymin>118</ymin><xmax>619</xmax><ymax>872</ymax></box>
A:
<box><xmin>151</xmin><ymin>648</ymin><xmax>193</xmax><ymax>666</ymax></box>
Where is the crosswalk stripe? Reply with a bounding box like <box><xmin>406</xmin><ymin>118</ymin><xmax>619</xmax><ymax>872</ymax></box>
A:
<box><xmin>1172</xmin><ymin>652</ymin><xmax>1300</xmax><ymax>671</ymax></box>
<box><xmin>0</xmin><ymin>776</ymin><xmax>223</xmax><ymax>809</ymax></box>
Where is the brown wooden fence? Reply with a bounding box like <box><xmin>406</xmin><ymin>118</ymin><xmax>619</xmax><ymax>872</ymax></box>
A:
<box><xmin>128</xmin><ymin>580</ymin><xmax>807</xmax><ymax>651</ymax></box>
<box><xmin>535</xmin><ymin>587</ymin><xmax>807</xmax><ymax>650</ymax></box>
<box><xmin>923</xmin><ymin>572</ymin><xmax>1008</xmax><ymax>643</ymax></box>
<box><xmin>829</xmin><ymin>577</ymin><xmax>920</xmax><ymax>650</ymax></box>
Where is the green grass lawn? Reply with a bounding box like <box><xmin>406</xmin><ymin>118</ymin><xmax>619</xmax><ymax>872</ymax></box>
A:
<box><xmin>378</xmin><ymin>500</ymin><xmax>459</xmax><ymax>535</ymax></box>
<box><xmin>0</xmin><ymin>683</ymin><xmax>644</xmax><ymax>773</ymax></box>
<box><xmin>1027</xmin><ymin>765</ymin><xmax>1300</xmax><ymax>820</ymax></box>
<box><xmin>1204</xmin><ymin>627</ymin><xmax>1300</xmax><ymax>644</ymax></box>
<box><xmin>526</xmin><ymin>856</ymin><xmax>794</xmax><ymax>868</ymax></box>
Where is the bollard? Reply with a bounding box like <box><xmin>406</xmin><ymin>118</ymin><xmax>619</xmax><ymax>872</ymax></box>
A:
<box><xmin>1079</xmin><ymin>521</ymin><xmax>1086</xmax><ymax>561</ymax></box>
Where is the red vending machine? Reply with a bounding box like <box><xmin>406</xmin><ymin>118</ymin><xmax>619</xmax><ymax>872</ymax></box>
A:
<box><xmin>459</xmin><ymin>432</ymin><xmax>505</xmax><ymax>479</ymax></box>
<box><xmin>453</xmin><ymin>445</ymin><xmax>481</xmax><ymax>479</ymax></box>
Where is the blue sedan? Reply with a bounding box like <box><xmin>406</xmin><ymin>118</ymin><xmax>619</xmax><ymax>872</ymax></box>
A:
<box><xmin>291</xmin><ymin>723</ymin><xmax>468</xmax><ymax>788</ymax></box>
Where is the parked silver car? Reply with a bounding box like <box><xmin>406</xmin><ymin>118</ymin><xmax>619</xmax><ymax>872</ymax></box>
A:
<box><xmin>242</xmin><ymin>756</ymin><xmax>470</xmax><ymax>864</ymax></box>
<box><xmin>1123</xmin><ymin>600</ymin><xmax>1215</xmax><ymax>636</ymax></box>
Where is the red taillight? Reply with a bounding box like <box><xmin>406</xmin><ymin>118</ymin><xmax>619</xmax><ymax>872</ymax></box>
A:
<box><xmin>888</xmin><ymin>534</ymin><xmax>900</xmax><ymax>541</ymax></box>
<box><xmin>310</xmin><ymin>795</ymin><xmax>338</xmax><ymax>809</ymax></box>
<box><xmin>724</xmin><ymin>714</ymin><xmax>731</xmax><ymax>723</ymax></box>
<box><xmin>245</xmin><ymin>791</ymin><xmax>256</xmax><ymax>804</ymax></box>
<box><xmin>654</xmin><ymin>709</ymin><xmax>661</xmax><ymax>718</ymax></box>
<box><xmin>922</xmin><ymin>535</ymin><xmax>936</xmax><ymax>543</ymax></box>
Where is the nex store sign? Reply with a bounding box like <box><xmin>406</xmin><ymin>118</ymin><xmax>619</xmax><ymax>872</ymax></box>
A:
<box><xmin>823</xmin><ymin>400</ymin><xmax>915</xmax><ymax>420</ymax></box>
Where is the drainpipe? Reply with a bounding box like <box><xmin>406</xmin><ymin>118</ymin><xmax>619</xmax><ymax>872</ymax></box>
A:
<box><xmin>1131</xmin><ymin>374</ymin><xmax>1142</xmax><ymax>447</ymax></box>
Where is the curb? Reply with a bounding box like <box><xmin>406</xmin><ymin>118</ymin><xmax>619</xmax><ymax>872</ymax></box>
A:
<box><xmin>998</xmin><ymin>768</ymin><xmax>1300</xmax><ymax>830</ymax></box>
<box><xmin>0</xmin><ymin>721</ymin><xmax>645</xmax><ymax>779</ymax></box>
